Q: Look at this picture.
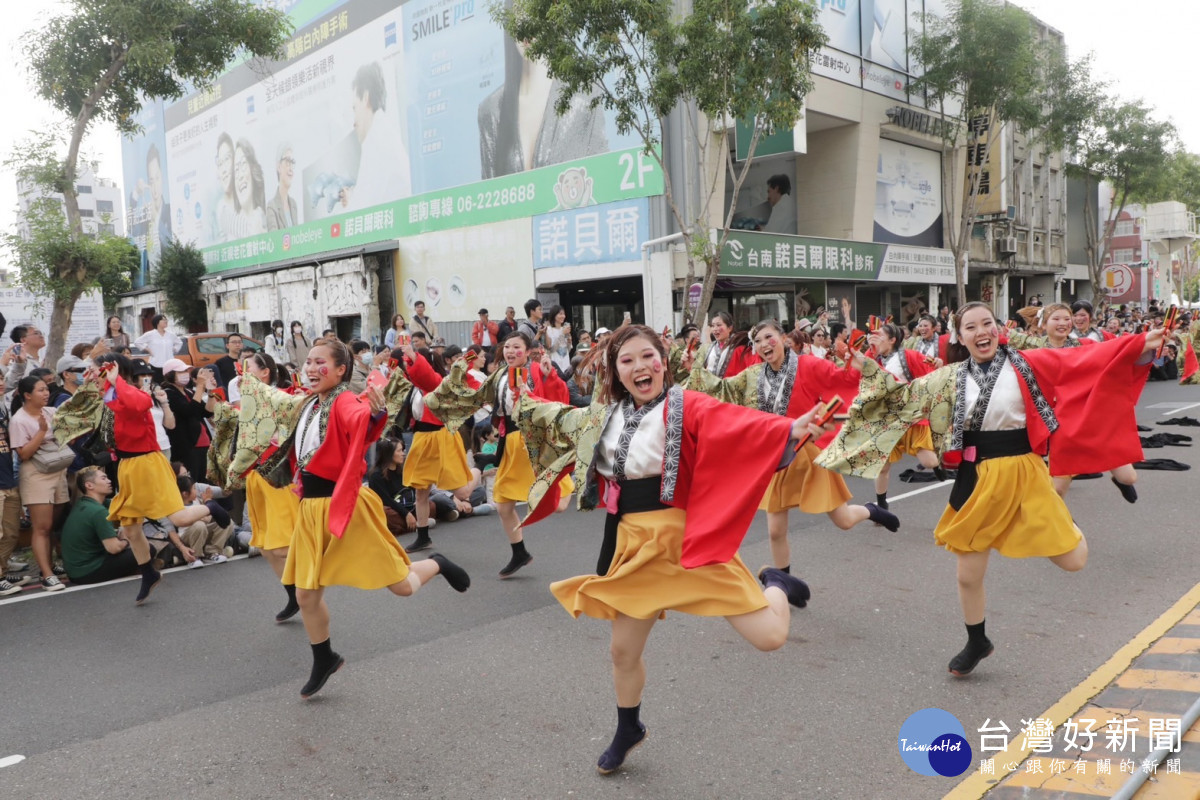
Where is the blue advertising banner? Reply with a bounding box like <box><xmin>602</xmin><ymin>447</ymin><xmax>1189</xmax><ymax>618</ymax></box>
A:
<box><xmin>532</xmin><ymin>198</ymin><xmax>650</xmax><ymax>269</ymax></box>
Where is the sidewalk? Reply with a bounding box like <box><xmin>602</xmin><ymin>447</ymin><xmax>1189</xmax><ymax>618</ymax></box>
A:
<box><xmin>946</xmin><ymin>584</ymin><xmax>1200</xmax><ymax>799</ymax></box>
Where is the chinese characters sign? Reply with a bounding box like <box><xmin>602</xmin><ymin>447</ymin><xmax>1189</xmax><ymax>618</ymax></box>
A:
<box><xmin>532</xmin><ymin>199</ymin><xmax>650</xmax><ymax>269</ymax></box>
<box><xmin>721</xmin><ymin>230</ymin><xmax>955</xmax><ymax>284</ymax></box>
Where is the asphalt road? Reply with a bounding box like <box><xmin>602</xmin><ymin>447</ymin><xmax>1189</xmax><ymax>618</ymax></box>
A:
<box><xmin>2</xmin><ymin>380</ymin><xmax>1198</xmax><ymax>799</ymax></box>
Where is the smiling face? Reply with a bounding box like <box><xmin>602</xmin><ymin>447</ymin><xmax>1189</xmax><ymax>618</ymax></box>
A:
<box><xmin>616</xmin><ymin>335</ymin><xmax>666</xmax><ymax>406</ymax></box>
<box><xmin>917</xmin><ymin>318</ymin><xmax>934</xmax><ymax>339</ymax></box>
<box><xmin>957</xmin><ymin>306</ymin><xmax>999</xmax><ymax>362</ymax></box>
<box><xmin>868</xmin><ymin>329</ymin><xmax>894</xmax><ymax>356</ymax></box>
<box><xmin>1046</xmin><ymin>309</ymin><xmax>1073</xmax><ymax>341</ymax></box>
<box><xmin>277</xmin><ymin>149</ymin><xmax>294</xmax><ymax>190</ymax></box>
<box><xmin>246</xmin><ymin>356</ymin><xmax>270</xmax><ymax>384</ymax></box>
<box><xmin>753</xmin><ymin>326</ymin><xmax>786</xmax><ymax>368</ymax></box>
<box><xmin>1106</xmin><ymin>317</ymin><xmax>1121</xmax><ymax>333</ymax></box>
<box><xmin>234</xmin><ymin>146</ymin><xmax>253</xmax><ymax>208</ymax></box>
<box><xmin>502</xmin><ymin>336</ymin><xmax>530</xmax><ymax>367</ymax></box>
<box><xmin>217</xmin><ymin>141</ymin><xmax>234</xmax><ymax>196</ymax></box>
<box><xmin>1072</xmin><ymin>308</ymin><xmax>1092</xmax><ymax>332</ymax></box>
<box><xmin>303</xmin><ymin>344</ymin><xmax>345</xmax><ymax>394</ymax></box>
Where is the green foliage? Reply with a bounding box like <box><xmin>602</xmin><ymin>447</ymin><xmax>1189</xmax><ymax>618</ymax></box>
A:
<box><xmin>1162</xmin><ymin>151</ymin><xmax>1200</xmax><ymax>214</ymax></box>
<box><xmin>495</xmin><ymin>0</ymin><xmax>825</xmax><ymax>319</ymax></box>
<box><xmin>1069</xmin><ymin>99</ymin><xmax>1176</xmax><ymax>199</ymax></box>
<box><xmin>910</xmin><ymin>0</ymin><xmax>1044</xmax><ymax>136</ymax></box>
<box><xmin>153</xmin><ymin>241</ymin><xmax>209</xmax><ymax>330</ymax></box>
<box><xmin>4</xmin><ymin>133</ymin><xmax>138</xmax><ymax>305</ymax></box>
<box><xmin>25</xmin><ymin>0</ymin><xmax>291</xmax><ymax>136</ymax></box>
<box><xmin>496</xmin><ymin>0</ymin><xmax>824</xmax><ymax>150</ymax></box>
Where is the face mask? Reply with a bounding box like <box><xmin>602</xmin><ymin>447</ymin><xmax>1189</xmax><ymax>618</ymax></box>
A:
<box><xmin>361</xmin><ymin>353</ymin><xmax>372</xmax><ymax>365</ymax></box>
<box><xmin>274</xmin><ymin>327</ymin><xmax>283</xmax><ymax>334</ymax></box>
<box><xmin>176</xmin><ymin>372</ymin><xmax>191</xmax><ymax>386</ymax></box>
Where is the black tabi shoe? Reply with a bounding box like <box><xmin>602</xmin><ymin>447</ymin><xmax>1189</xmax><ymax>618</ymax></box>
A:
<box><xmin>498</xmin><ymin>551</ymin><xmax>533</xmax><ymax>579</ymax></box>
<box><xmin>1111</xmin><ymin>477</ymin><xmax>1138</xmax><ymax>504</ymax></box>
<box><xmin>135</xmin><ymin>568</ymin><xmax>162</xmax><ymax>606</ymax></box>
<box><xmin>597</xmin><ymin>723</ymin><xmax>647</xmax><ymax>775</ymax></box>
<box><xmin>407</xmin><ymin>533</ymin><xmax>433</xmax><ymax>553</ymax></box>
<box><xmin>430</xmin><ymin>553</ymin><xmax>470</xmax><ymax>592</ymax></box>
<box><xmin>301</xmin><ymin>654</ymin><xmax>345</xmax><ymax>699</ymax></box>
<box><xmin>948</xmin><ymin>639</ymin><xmax>994</xmax><ymax>677</ymax></box>
<box><xmin>865</xmin><ymin>503</ymin><xmax>900</xmax><ymax>532</ymax></box>
<box><xmin>758</xmin><ymin>567</ymin><xmax>811</xmax><ymax>609</ymax></box>
<box><xmin>275</xmin><ymin>600</ymin><xmax>301</xmax><ymax>623</ymax></box>
<box><xmin>933</xmin><ymin>466</ymin><xmax>949</xmax><ymax>482</ymax></box>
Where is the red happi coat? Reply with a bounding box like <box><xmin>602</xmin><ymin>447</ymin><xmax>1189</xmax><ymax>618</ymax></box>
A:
<box><xmin>404</xmin><ymin>354</ymin><xmax>482</xmax><ymax>426</ymax></box>
<box><xmin>525</xmin><ymin>389</ymin><xmax>795</xmax><ymax>568</ymax></box>
<box><xmin>302</xmin><ymin>391</ymin><xmax>389</xmax><ymax>536</ymax></box>
<box><xmin>1010</xmin><ymin>334</ymin><xmax>1149</xmax><ymax>476</ymax></box>
<box><xmin>787</xmin><ymin>355</ymin><xmax>861</xmax><ymax>448</ymax></box>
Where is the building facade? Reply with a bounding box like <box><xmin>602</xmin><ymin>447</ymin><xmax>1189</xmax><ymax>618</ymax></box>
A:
<box><xmin>16</xmin><ymin>161</ymin><xmax>124</xmax><ymax>240</ymax></box>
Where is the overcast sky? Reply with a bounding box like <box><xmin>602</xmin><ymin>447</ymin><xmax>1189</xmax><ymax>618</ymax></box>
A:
<box><xmin>1</xmin><ymin>0</ymin><xmax>1197</xmax><ymax>239</ymax></box>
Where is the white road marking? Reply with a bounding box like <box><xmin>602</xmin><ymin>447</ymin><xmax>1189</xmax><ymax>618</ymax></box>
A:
<box><xmin>0</xmin><ymin>554</ymin><xmax>250</xmax><ymax>606</ymax></box>
<box><xmin>1160</xmin><ymin>401</ymin><xmax>1200</xmax><ymax>416</ymax></box>
<box><xmin>0</xmin><ymin>755</ymin><xmax>25</xmax><ymax>768</ymax></box>
<box><xmin>888</xmin><ymin>480</ymin><xmax>952</xmax><ymax>503</ymax></box>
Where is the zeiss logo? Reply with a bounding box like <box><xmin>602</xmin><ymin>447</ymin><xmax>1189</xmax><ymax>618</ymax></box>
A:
<box><xmin>384</xmin><ymin>22</ymin><xmax>397</xmax><ymax>47</ymax></box>
<box><xmin>246</xmin><ymin>96</ymin><xmax>255</xmax><ymax>114</ymax></box>
<box><xmin>821</xmin><ymin>0</ymin><xmax>847</xmax><ymax>14</ymax></box>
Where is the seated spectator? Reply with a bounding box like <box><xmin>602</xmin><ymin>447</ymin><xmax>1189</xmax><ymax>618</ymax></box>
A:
<box><xmin>175</xmin><ymin>476</ymin><xmax>231</xmax><ymax>564</ymax></box>
<box><xmin>473</xmin><ymin>424</ymin><xmax>500</xmax><ymax>471</ymax></box>
<box><xmin>61</xmin><ymin>467</ymin><xmax>139</xmax><ymax>585</ymax></box>
<box><xmin>368</xmin><ymin>437</ymin><xmax>417</xmax><ymax>537</ymax></box>
<box><xmin>142</xmin><ymin>517</ymin><xmax>202</xmax><ymax>568</ymax></box>
<box><xmin>430</xmin><ymin>471</ymin><xmax>493</xmax><ymax>520</ymax></box>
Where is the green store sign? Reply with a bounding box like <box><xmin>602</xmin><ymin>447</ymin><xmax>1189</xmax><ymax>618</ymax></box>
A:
<box><xmin>202</xmin><ymin>147</ymin><xmax>664</xmax><ymax>273</ymax></box>
<box><xmin>721</xmin><ymin>230</ymin><xmax>956</xmax><ymax>284</ymax></box>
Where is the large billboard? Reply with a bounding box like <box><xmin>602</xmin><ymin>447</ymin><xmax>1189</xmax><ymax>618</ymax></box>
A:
<box><xmin>874</xmin><ymin>138</ymin><xmax>941</xmax><ymax>247</ymax></box>
<box><xmin>121</xmin><ymin>99</ymin><xmax>170</xmax><ymax>288</ymax></box>
<box><xmin>134</xmin><ymin>0</ymin><xmax>663</xmax><ymax>273</ymax></box>
<box><xmin>810</xmin><ymin>0</ymin><xmax>941</xmax><ymax>107</ymax></box>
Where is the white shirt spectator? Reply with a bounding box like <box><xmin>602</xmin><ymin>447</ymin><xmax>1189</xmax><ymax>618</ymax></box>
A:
<box><xmin>133</xmin><ymin>329</ymin><xmax>183</xmax><ymax>368</ymax></box>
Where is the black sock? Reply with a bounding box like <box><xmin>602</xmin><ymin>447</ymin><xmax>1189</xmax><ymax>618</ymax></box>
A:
<box><xmin>966</xmin><ymin>620</ymin><xmax>988</xmax><ymax>646</ymax></box>
<box><xmin>416</xmin><ymin>525</ymin><xmax>429</xmax><ymax>539</ymax></box>
<box><xmin>780</xmin><ymin>565</ymin><xmax>790</xmax><ymax>574</ymax></box>
<box><xmin>598</xmin><ymin>705</ymin><xmax>647</xmax><ymax>773</ymax></box>
<box><xmin>311</xmin><ymin>638</ymin><xmax>334</xmax><ymax>666</ymax></box>
<box><xmin>140</xmin><ymin>560</ymin><xmax>157</xmax><ymax>577</ymax></box>
<box><xmin>512</xmin><ymin>540</ymin><xmax>529</xmax><ymax>558</ymax></box>
<box><xmin>284</xmin><ymin>583</ymin><xmax>297</xmax><ymax>604</ymax></box>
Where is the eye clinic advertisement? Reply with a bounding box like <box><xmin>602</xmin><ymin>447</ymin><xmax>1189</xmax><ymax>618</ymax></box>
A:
<box><xmin>134</xmin><ymin>0</ymin><xmax>661</xmax><ymax>274</ymax></box>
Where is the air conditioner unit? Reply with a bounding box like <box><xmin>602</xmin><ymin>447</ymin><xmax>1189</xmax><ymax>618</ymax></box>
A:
<box><xmin>998</xmin><ymin>236</ymin><xmax>1018</xmax><ymax>255</ymax></box>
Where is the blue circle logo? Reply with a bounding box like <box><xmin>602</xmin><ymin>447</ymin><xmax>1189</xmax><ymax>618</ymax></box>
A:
<box><xmin>898</xmin><ymin>708</ymin><xmax>972</xmax><ymax>777</ymax></box>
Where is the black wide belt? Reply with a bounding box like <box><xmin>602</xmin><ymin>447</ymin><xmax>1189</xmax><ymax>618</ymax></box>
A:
<box><xmin>300</xmin><ymin>471</ymin><xmax>337</xmax><ymax>498</ymax></box>
<box><xmin>597</xmin><ymin>477</ymin><xmax>669</xmax><ymax>575</ymax></box>
<box><xmin>948</xmin><ymin>429</ymin><xmax>1032</xmax><ymax>511</ymax></box>
<box><xmin>413</xmin><ymin>421</ymin><xmax>442</xmax><ymax>433</ymax></box>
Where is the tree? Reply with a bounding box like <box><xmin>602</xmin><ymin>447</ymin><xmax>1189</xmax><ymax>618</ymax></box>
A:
<box><xmin>909</xmin><ymin>0</ymin><xmax>1045</xmax><ymax>308</ymax></box>
<box><xmin>496</xmin><ymin>0</ymin><xmax>826</xmax><ymax>322</ymax></box>
<box><xmin>153</xmin><ymin>241</ymin><xmax>210</xmax><ymax>331</ymax></box>
<box><xmin>5</xmin><ymin>134</ymin><xmax>141</xmax><ymax>325</ymax></box>
<box><xmin>20</xmin><ymin>0</ymin><xmax>290</xmax><ymax>366</ymax></box>
<box><xmin>1067</xmin><ymin>98</ymin><xmax>1176</xmax><ymax>297</ymax></box>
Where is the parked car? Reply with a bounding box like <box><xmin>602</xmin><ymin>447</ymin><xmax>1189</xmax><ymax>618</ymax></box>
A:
<box><xmin>173</xmin><ymin>333</ymin><xmax>263</xmax><ymax>368</ymax></box>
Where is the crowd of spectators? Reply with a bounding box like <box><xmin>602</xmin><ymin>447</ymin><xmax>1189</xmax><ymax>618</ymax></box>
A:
<box><xmin>4</xmin><ymin>294</ymin><xmax>1193</xmax><ymax>597</ymax></box>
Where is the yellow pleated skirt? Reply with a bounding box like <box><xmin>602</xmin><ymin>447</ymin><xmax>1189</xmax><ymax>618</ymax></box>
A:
<box><xmin>403</xmin><ymin>426</ymin><xmax>472</xmax><ymax>490</ymax></box>
<box><xmin>282</xmin><ymin>487</ymin><xmax>412</xmax><ymax>591</ymax></box>
<box><xmin>246</xmin><ymin>469</ymin><xmax>299</xmax><ymax>551</ymax></box>
<box><xmin>493</xmin><ymin>431</ymin><xmax>575</xmax><ymax>504</ymax></box>
<box><xmin>550</xmin><ymin>507</ymin><xmax>768</xmax><ymax>621</ymax></box>
<box><xmin>889</xmin><ymin>424</ymin><xmax>935</xmax><ymax>462</ymax></box>
<box><xmin>760</xmin><ymin>442</ymin><xmax>853</xmax><ymax>514</ymax></box>
<box><xmin>108</xmin><ymin>451</ymin><xmax>184</xmax><ymax>527</ymax></box>
<box><xmin>934</xmin><ymin>452</ymin><xmax>1082</xmax><ymax>557</ymax></box>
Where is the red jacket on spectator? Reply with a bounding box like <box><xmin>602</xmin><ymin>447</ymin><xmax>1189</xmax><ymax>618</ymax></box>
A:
<box><xmin>472</xmin><ymin>319</ymin><xmax>500</xmax><ymax>346</ymax></box>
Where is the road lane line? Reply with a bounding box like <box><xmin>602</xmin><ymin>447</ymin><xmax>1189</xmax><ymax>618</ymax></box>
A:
<box><xmin>887</xmin><ymin>480</ymin><xmax>952</xmax><ymax>503</ymax></box>
<box><xmin>0</xmin><ymin>554</ymin><xmax>250</xmax><ymax>606</ymax></box>
<box><xmin>943</xmin><ymin>579</ymin><xmax>1200</xmax><ymax>800</ymax></box>
<box><xmin>0</xmin><ymin>755</ymin><xmax>24</xmax><ymax>768</ymax></box>
<box><xmin>1162</xmin><ymin>401</ymin><xmax>1200</xmax><ymax>416</ymax></box>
